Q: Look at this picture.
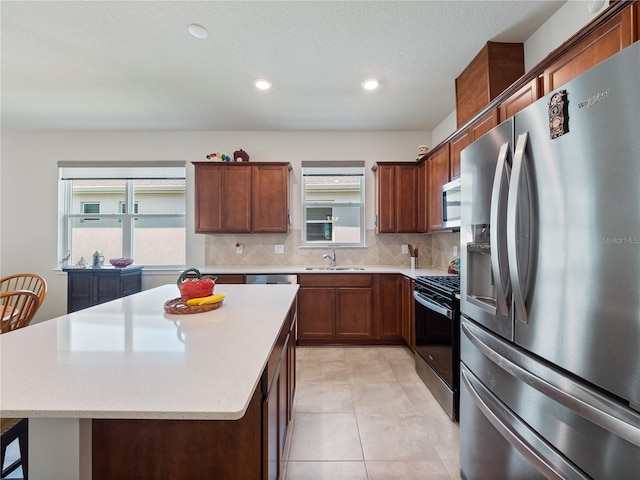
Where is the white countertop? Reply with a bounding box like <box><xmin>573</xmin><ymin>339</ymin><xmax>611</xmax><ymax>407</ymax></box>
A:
<box><xmin>0</xmin><ymin>284</ymin><xmax>299</xmax><ymax>421</ymax></box>
<box><xmin>197</xmin><ymin>265</ymin><xmax>451</xmax><ymax>279</ymax></box>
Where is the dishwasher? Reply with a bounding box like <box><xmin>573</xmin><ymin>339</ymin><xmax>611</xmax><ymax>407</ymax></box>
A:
<box><xmin>245</xmin><ymin>274</ymin><xmax>298</xmax><ymax>285</ymax></box>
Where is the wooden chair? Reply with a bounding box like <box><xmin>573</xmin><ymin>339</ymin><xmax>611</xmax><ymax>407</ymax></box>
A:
<box><xmin>0</xmin><ymin>289</ymin><xmax>39</xmax><ymax>479</ymax></box>
<box><xmin>0</xmin><ymin>273</ymin><xmax>47</xmax><ymax>307</ymax></box>
<box><xmin>0</xmin><ymin>290</ymin><xmax>40</xmax><ymax>334</ymax></box>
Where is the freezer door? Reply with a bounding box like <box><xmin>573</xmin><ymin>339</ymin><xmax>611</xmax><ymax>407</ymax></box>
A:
<box><xmin>460</xmin><ymin>120</ymin><xmax>514</xmax><ymax>340</ymax></box>
<box><xmin>460</xmin><ymin>364</ymin><xmax>589</xmax><ymax>480</ymax></box>
<box><xmin>461</xmin><ymin>317</ymin><xmax>640</xmax><ymax>479</ymax></box>
<box><xmin>511</xmin><ymin>41</ymin><xmax>640</xmax><ymax>407</ymax></box>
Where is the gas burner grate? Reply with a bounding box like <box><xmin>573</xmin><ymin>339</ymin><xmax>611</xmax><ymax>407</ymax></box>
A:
<box><xmin>416</xmin><ymin>275</ymin><xmax>460</xmax><ymax>295</ymax></box>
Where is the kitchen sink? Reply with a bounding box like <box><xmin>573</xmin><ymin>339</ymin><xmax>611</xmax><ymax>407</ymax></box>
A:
<box><xmin>305</xmin><ymin>267</ymin><xmax>365</xmax><ymax>271</ymax></box>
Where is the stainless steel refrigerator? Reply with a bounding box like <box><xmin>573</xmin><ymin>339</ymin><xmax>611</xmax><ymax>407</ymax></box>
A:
<box><xmin>459</xmin><ymin>41</ymin><xmax>640</xmax><ymax>479</ymax></box>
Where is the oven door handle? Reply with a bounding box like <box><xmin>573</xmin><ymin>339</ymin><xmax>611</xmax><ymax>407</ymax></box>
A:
<box><xmin>413</xmin><ymin>291</ymin><xmax>453</xmax><ymax>319</ymax></box>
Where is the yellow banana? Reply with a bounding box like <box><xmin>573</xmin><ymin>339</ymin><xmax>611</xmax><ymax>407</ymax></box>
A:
<box><xmin>186</xmin><ymin>292</ymin><xmax>226</xmax><ymax>306</ymax></box>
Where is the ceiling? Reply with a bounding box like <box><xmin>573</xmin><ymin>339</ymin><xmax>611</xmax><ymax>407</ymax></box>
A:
<box><xmin>1</xmin><ymin>1</ymin><xmax>567</xmax><ymax>132</ymax></box>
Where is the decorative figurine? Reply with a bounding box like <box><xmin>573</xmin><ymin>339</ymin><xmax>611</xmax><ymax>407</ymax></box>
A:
<box><xmin>416</xmin><ymin>145</ymin><xmax>429</xmax><ymax>161</ymax></box>
<box><xmin>206</xmin><ymin>152</ymin><xmax>232</xmax><ymax>162</ymax></box>
<box><xmin>233</xmin><ymin>149</ymin><xmax>250</xmax><ymax>162</ymax></box>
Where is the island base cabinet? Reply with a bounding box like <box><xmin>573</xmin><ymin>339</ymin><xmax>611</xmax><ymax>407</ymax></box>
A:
<box><xmin>92</xmin><ymin>386</ymin><xmax>263</xmax><ymax>479</ymax></box>
<box><xmin>92</xmin><ymin>298</ymin><xmax>297</xmax><ymax>480</ymax></box>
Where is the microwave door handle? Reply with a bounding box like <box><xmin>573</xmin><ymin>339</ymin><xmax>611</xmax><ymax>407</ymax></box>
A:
<box><xmin>507</xmin><ymin>132</ymin><xmax>532</xmax><ymax>324</ymax></box>
<box><xmin>490</xmin><ymin>142</ymin><xmax>511</xmax><ymax>316</ymax></box>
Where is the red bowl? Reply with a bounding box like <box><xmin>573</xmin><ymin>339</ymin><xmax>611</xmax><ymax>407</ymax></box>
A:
<box><xmin>109</xmin><ymin>258</ymin><xmax>134</xmax><ymax>268</ymax></box>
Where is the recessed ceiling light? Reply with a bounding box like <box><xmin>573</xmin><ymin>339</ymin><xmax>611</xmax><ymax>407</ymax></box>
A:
<box><xmin>362</xmin><ymin>78</ymin><xmax>380</xmax><ymax>91</ymax></box>
<box><xmin>188</xmin><ymin>24</ymin><xmax>208</xmax><ymax>39</ymax></box>
<box><xmin>254</xmin><ymin>78</ymin><xmax>273</xmax><ymax>91</ymax></box>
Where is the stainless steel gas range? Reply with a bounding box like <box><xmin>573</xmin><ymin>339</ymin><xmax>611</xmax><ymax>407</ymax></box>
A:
<box><xmin>413</xmin><ymin>275</ymin><xmax>461</xmax><ymax>421</ymax></box>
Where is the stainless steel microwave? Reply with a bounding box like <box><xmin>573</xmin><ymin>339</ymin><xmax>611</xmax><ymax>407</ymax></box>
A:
<box><xmin>442</xmin><ymin>178</ymin><xmax>461</xmax><ymax>229</ymax></box>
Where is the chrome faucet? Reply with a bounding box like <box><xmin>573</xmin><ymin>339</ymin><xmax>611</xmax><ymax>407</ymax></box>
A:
<box><xmin>323</xmin><ymin>249</ymin><xmax>337</xmax><ymax>267</ymax></box>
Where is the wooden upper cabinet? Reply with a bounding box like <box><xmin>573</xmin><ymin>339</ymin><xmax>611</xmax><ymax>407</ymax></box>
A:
<box><xmin>193</xmin><ymin>162</ymin><xmax>290</xmax><ymax>234</ymax></box>
<box><xmin>375</xmin><ymin>163</ymin><xmax>418</xmax><ymax>233</ymax></box>
<box><xmin>252</xmin><ymin>164</ymin><xmax>289</xmax><ymax>233</ymax></box>
<box><xmin>417</xmin><ymin>161</ymin><xmax>428</xmax><ymax>233</ymax></box>
<box><xmin>543</xmin><ymin>6</ymin><xmax>634</xmax><ymax>94</ymax></box>
<box><xmin>469</xmin><ymin>107</ymin><xmax>499</xmax><ymax>141</ymax></box>
<box><xmin>427</xmin><ymin>145</ymin><xmax>450</xmax><ymax>232</ymax></box>
<box><xmin>222</xmin><ymin>164</ymin><xmax>252</xmax><ymax>233</ymax></box>
<box><xmin>455</xmin><ymin>42</ymin><xmax>524</xmax><ymax>128</ymax></box>
<box><xmin>194</xmin><ymin>163</ymin><xmax>223</xmax><ymax>232</ymax></box>
<box><xmin>395</xmin><ymin>165</ymin><xmax>418</xmax><ymax>232</ymax></box>
<box><xmin>376</xmin><ymin>164</ymin><xmax>396</xmax><ymax>233</ymax></box>
<box><xmin>449</xmin><ymin>107</ymin><xmax>499</xmax><ymax>182</ymax></box>
<box><xmin>499</xmin><ymin>77</ymin><xmax>542</xmax><ymax>121</ymax></box>
<box><xmin>449</xmin><ymin>130</ymin><xmax>470</xmax><ymax>182</ymax></box>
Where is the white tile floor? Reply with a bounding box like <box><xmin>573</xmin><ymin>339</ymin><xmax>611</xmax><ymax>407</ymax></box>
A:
<box><xmin>283</xmin><ymin>346</ymin><xmax>461</xmax><ymax>480</ymax></box>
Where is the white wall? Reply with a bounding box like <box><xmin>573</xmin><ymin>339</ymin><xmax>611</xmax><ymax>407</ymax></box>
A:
<box><xmin>525</xmin><ymin>0</ymin><xmax>609</xmax><ymax>70</ymax></box>
<box><xmin>430</xmin><ymin>0</ymin><xmax>609</xmax><ymax>144</ymax></box>
<box><xmin>1</xmin><ymin>130</ymin><xmax>427</xmax><ymax>322</ymax></box>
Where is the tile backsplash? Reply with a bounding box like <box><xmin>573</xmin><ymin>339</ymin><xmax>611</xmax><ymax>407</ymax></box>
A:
<box><xmin>205</xmin><ymin>230</ymin><xmax>460</xmax><ymax>271</ymax></box>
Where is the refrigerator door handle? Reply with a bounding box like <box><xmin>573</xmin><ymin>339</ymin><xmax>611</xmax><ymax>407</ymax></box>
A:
<box><xmin>462</xmin><ymin>319</ymin><xmax>640</xmax><ymax>449</ymax></box>
<box><xmin>461</xmin><ymin>365</ymin><xmax>590</xmax><ymax>480</ymax></box>
<box><xmin>507</xmin><ymin>132</ymin><xmax>531</xmax><ymax>323</ymax></box>
<box><xmin>490</xmin><ymin>142</ymin><xmax>511</xmax><ymax>316</ymax></box>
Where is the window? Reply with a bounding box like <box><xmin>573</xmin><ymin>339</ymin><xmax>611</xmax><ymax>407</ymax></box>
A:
<box><xmin>119</xmin><ymin>202</ymin><xmax>139</xmax><ymax>214</ymax></box>
<box><xmin>301</xmin><ymin>161</ymin><xmax>365</xmax><ymax>247</ymax></box>
<box><xmin>82</xmin><ymin>202</ymin><xmax>100</xmax><ymax>215</ymax></box>
<box><xmin>59</xmin><ymin>161</ymin><xmax>186</xmax><ymax>268</ymax></box>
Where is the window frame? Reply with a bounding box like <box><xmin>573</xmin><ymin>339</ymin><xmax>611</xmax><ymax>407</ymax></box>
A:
<box><xmin>301</xmin><ymin>161</ymin><xmax>366</xmax><ymax>248</ymax></box>
<box><xmin>58</xmin><ymin>161</ymin><xmax>186</xmax><ymax>268</ymax></box>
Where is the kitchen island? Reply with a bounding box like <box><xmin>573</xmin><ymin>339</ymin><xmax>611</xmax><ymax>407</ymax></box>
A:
<box><xmin>0</xmin><ymin>283</ymin><xmax>299</xmax><ymax>479</ymax></box>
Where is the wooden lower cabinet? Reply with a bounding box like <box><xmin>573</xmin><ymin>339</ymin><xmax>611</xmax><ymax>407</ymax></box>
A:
<box><xmin>299</xmin><ymin>273</ymin><xmax>413</xmax><ymax>345</ymax></box>
<box><xmin>375</xmin><ymin>275</ymin><xmax>402</xmax><ymax>339</ymax></box>
<box><xmin>92</xmin><ymin>388</ymin><xmax>264</xmax><ymax>479</ymax></box>
<box><xmin>298</xmin><ymin>274</ymin><xmax>374</xmax><ymax>344</ymax></box>
<box><xmin>93</xmin><ymin>299</ymin><xmax>297</xmax><ymax>480</ymax></box>
<box><xmin>401</xmin><ymin>276</ymin><xmax>414</xmax><ymax>350</ymax></box>
<box><xmin>337</xmin><ymin>288</ymin><xmax>373</xmax><ymax>339</ymax></box>
<box><xmin>298</xmin><ymin>287</ymin><xmax>335</xmax><ymax>339</ymax></box>
<box><xmin>265</xmin><ymin>375</ymin><xmax>279</xmax><ymax>480</ymax></box>
<box><xmin>64</xmin><ymin>266</ymin><xmax>142</xmax><ymax>313</ymax></box>
<box><xmin>264</xmin><ymin>300</ymin><xmax>296</xmax><ymax>480</ymax></box>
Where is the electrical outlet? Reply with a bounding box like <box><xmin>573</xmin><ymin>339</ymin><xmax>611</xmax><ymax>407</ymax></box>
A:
<box><xmin>453</xmin><ymin>246</ymin><xmax>458</xmax><ymax>257</ymax></box>
<box><xmin>236</xmin><ymin>244</ymin><xmax>243</xmax><ymax>255</ymax></box>
<box><xmin>274</xmin><ymin>245</ymin><xmax>284</xmax><ymax>254</ymax></box>
<box><xmin>401</xmin><ymin>244</ymin><xmax>409</xmax><ymax>254</ymax></box>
